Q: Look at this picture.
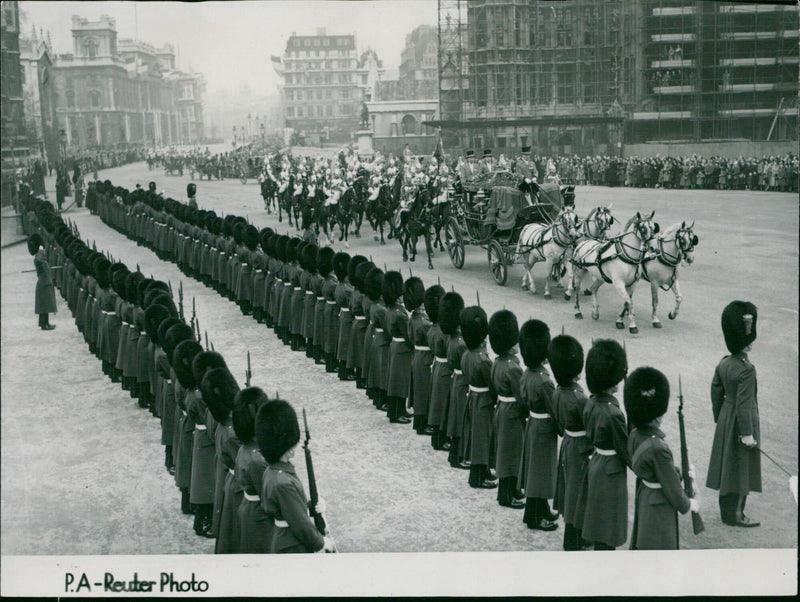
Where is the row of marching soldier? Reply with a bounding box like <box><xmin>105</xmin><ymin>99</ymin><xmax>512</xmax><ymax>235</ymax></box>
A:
<box><xmin>22</xmin><ymin>194</ymin><xmax>334</xmax><ymax>554</ymax></box>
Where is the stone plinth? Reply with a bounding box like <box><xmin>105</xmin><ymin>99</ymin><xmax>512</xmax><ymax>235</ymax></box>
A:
<box><xmin>356</xmin><ymin>130</ymin><xmax>374</xmax><ymax>158</ymax></box>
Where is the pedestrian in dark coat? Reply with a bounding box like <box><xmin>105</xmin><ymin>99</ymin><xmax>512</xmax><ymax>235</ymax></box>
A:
<box><xmin>256</xmin><ymin>399</ymin><xmax>335</xmax><ymax>554</ymax></box>
<box><xmin>518</xmin><ymin>319</ymin><xmax>560</xmax><ymax>531</ymax></box>
<box><xmin>706</xmin><ymin>300</ymin><xmax>761</xmax><ymax>527</ymax></box>
<box><xmin>408</xmin><ymin>281</ymin><xmax>436</xmax><ymax>433</ymax></box>
<box><xmin>626</xmin><ymin>367</ymin><xmax>698</xmax><ymax>549</ymax></box>
<box><xmin>461</xmin><ymin>306</ymin><xmax>495</xmax><ymax>488</ymax></box>
<box><xmin>29</xmin><ymin>234</ymin><xmax>57</xmax><ymax>329</ymax></box>
<box><xmin>429</xmin><ymin>293</ymin><xmax>463</xmax><ymax>451</ymax></box>
<box><xmin>582</xmin><ymin>339</ymin><xmax>630</xmax><ymax>550</ymax></box>
<box><xmin>234</xmin><ymin>387</ymin><xmax>271</xmax><ymax>553</ymax></box>
<box><xmin>384</xmin><ymin>272</ymin><xmax>413</xmax><ymax>423</ymax></box>
<box><xmin>550</xmin><ymin>335</ymin><xmax>591</xmax><ymax>550</ymax></box>
<box><xmin>489</xmin><ymin>310</ymin><xmax>525</xmax><ymax>508</ymax></box>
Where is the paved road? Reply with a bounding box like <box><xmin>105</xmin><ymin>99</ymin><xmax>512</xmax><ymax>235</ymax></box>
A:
<box><xmin>2</xmin><ymin>160</ymin><xmax>796</xmax><ymax>554</ymax></box>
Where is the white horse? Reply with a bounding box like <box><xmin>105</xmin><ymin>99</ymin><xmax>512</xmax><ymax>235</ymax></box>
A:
<box><xmin>569</xmin><ymin>205</ymin><xmax>616</xmax><ymax>300</ymax></box>
<box><xmin>639</xmin><ymin>221</ymin><xmax>698</xmax><ymax>328</ymax></box>
<box><xmin>570</xmin><ymin>211</ymin><xmax>659</xmax><ymax>333</ymax></box>
<box><xmin>516</xmin><ymin>206</ymin><xmax>581</xmax><ymax>299</ymax></box>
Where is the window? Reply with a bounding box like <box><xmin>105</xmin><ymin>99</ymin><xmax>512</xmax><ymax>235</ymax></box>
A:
<box><xmin>316</xmin><ymin>90</ymin><xmax>322</xmax><ymax>100</ymax></box>
<box><xmin>297</xmin><ymin>106</ymin><xmax>304</xmax><ymax>117</ymax></box>
<box><xmin>183</xmin><ymin>83</ymin><xmax>193</xmax><ymax>99</ymax></box>
<box><xmin>325</xmin><ymin>89</ymin><xmax>332</xmax><ymax>99</ymax></box>
<box><xmin>286</xmin><ymin>90</ymin><xmax>292</xmax><ymax>101</ymax></box>
<box><xmin>296</xmin><ymin>90</ymin><xmax>302</xmax><ymax>100</ymax></box>
<box><xmin>286</xmin><ymin>107</ymin><xmax>294</xmax><ymax>117</ymax></box>
<box><xmin>89</xmin><ymin>90</ymin><xmax>101</xmax><ymax>108</ymax></box>
<box><xmin>84</xmin><ymin>38</ymin><xmax>98</xmax><ymax>59</ymax></box>
<box><xmin>66</xmin><ymin>88</ymin><xmax>75</xmax><ymax>108</ymax></box>
<box><xmin>326</xmin><ymin>105</ymin><xmax>332</xmax><ymax>116</ymax></box>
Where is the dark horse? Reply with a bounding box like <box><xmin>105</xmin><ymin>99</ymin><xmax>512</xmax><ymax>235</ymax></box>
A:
<box><xmin>309</xmin><ymin>184</ymin><xmax>333</xmax><ymax>244</ymax></box>
<box><xmin>260</xmin><ymin>173</ymin><xmax>278</xmax><ymax>214</ymax></box>
<box><xmin>334</xmin><ymin>187</ymin><xmax>356</xmax><ymax>246</ymax></box>
<box><xmin>351</xmin><ymin>172</ymin><xmax>369</xmax><ymax>237</ymax></box>
<box><xmin>426</xmin><ymin>177</ymin><xmax>450</xmax><ymax>252</ymax></box>
<box><xmin>395</xmin><ymin>187</ymin><xmax>434</xmax><ymax>269</ymax></box>
<box><xmin>368</xmin><ymin>184</ymin><xmax>399</xmax><ymax>245</ymax></box>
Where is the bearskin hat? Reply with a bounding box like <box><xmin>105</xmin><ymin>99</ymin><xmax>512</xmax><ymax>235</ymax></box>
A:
<box><xmin>243</xmin><ymin>224</ymin><xmax>259</xmax><ymax>251</ymax></box>
<box><xmin>403</xmin><ymin>277</ymin><xmax>425</xmax><ymax>312</ymax></box>
<box><xmin>624</xmin><ymin>366</ymin><xmax>670</xmax><ymax>429</ymax></box>
<box><xmin>548</xmin><ymin>335</ymin><xmax>584</xmax><ymax>387</ymax></box>
<box><xmin>519</xmin><ymin>319</ymin><xmax>551</xmax><ymax>369</ymax></box>
<box><xmin>461</xmin><ymin>306</ymin><xmax>488</xmax><ymax>350</ymax></box>
<box><xmin>157</xmin><ymin>317</ymin><xmax>183</xmax><ymax>350</ymax></box>
<box><xmin>424</xmin><ymin>285</ymin><xmax>445</xmax><ymax>324</ymax></box>
<box><xmin>721</xmin><ymin>300</ymin><xmax>757</xmax><ymax>354</ymax></box>
<box><xmin>204</xmin><ymin>212</ymin><xmax>217</xmax><ymax>232</ymax></box>
<box><xmin>354</xmin><ymin>261</ymin><xmax>375</xmax><ymax>293</ymax></box>
<box><xmin>163</xmin><ymin>322</ymin><xmax>194</xmax><ymax>361</ymax></box>
<box><xmin>347</xmin><ymin>254</ymin><xmax>367</xmax><ymax>283</ymax></box>
<box><xmin>137</xmin><ymin>278</ymin><xmax>154</xmax><ymax>307</ymax></box>
<box><xmin>145</xmin><ymin>304</ymin><xmax>171</xmax><ymax>344</ymax></box>
<box><xmin>233</xmin><ymin>387</ymin><xmax>269</xmax><ymax>443</ymax></box>
<box><xmin>439</xmin><ymin>292</ymin><xmax>464</xmax><ymax>335</ymax></box>
<box><xmin>382</xmin><ymin>271</ymin><xmax>404</xmax><ymax>306</ymax></box>
<box><xmin>255</xmin><ymin>398</ymin><xmax>301</xmax><ymax>464</ymax></box>
<box><xmin>191</xmin><ymin>350</ymin><xmax>228</xmax><ymax>385</ymax></box>
<box><xmin>585</xmin><ymin>339</ymin><xmax>628</xmax><ymax>395</ymax></box>
<box><xmin>148</xmin><ymin>293</ymin><xmax>178</xmax><ymax>317</ymax></box>
<box><xmin>94</xmin><ymin>258</ymin><xmax>112</xmax><ymax>289</ymax></box>
<box><xmin>187</xmin><ymin>182</ymin><xmax>196</xmax><ymax>198</ymax></box>
<box><xmin>364</xmin><ymin>267</ymin><xmax>384</xmax><ymax>302</ymax></box>
<box><xmin>27</xmin><ymin>233</ymin><xmax>43</xmax><ymax>256</ymax></box>
<box><xmin>222</xmin><ymin>215</ymin><xmax>236</xmax><ymax>238</ymax></box>
<box><xmin>275</xmin><ymin>235</ymin><xmax>289</xmax><ymax>262</ymax></box>
<box><xmin>125</xmin><ymin>272</ymin><xmax>145</xmax><ymax>304</ymax></box>
<box><xmin>112</xmin><ymin>268</ymin><xmax>131</xmax><ymax>298</ymax></box>
<box><xmin>259</xmin><ymin>227</ymin><xmax>275</xmax><ymax>254</ymax></box>
<box><xmin>317</xmin><ymin>247</ymin><xmax>335</xmax><ymax>277</ymax></box>
<box><xmin>301</xmin><ymin>243</ymin><xmax>318</xmax><ymax>273</ymax></box>
<box><xmin>148</xmin><ymin>181</ymin><xmax>157</xmax><ymax>192</ymax></box>
<box><xmin>333</xmin><ymin>251</ymin><xmax>351</xmax><ymax>281</ymax></box>
<box><xmin>286</xmin><ymin>237</ymin><xmax>302</xmax><ymax>263</ymax></box>
<box><xmin>172</xmin><ymin>339</ymin><xmax>204</xmax><ymax>389</ymax></box>
<box><xmin>201</xmin><ymin>367</ymin><xmax>240</xmax><ymax>423</ymax></box>
<box><xmin>489</xmin><ymin>310</ymin><xmax>519</xmax><ymax>356</ymax></box>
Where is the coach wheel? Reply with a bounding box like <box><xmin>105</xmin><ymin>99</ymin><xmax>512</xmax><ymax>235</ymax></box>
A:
<box><xmin>446</xmin><ymin>217</ymin><xmax>465</xmax><ymax>269</ymax></box>
<box><xmin>488</xmin><ymin>239</ymin><xmax>508</xmax><ymax>286</ymax></box>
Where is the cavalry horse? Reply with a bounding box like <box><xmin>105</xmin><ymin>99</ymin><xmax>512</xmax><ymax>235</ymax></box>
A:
<box><xmin>260</xmin><ymin>173</ymin><xmax>278</xmax><ymax>214</ymax></box>
<box><xmin>395</xmin><ymin>187</ymin><xmax>435</xmax><ymax>269</ymax></box>
<box><xmin>427</xmin><ymin>178</ymin><xmax>450</xmax><ymax>252</ymax></box>
<box><xmin>570</xmin><ymin>211</ymin><xmax>659</xmax><ymax>333</ymax></box>
<box><xmin>351</xmin><ymin>172</ymin><xmax>369</xmax><ymax>237</ymax></box>
<box><xmin>516</xmin><ymin>206</ymin><xmax>581</xmax><ymax>299</ymax></box>
<box><xmin>368</xmin><ymin>184</ymin><xmax>399</xmax><ymax>245</ymax></box>
<box><xmin>638</xmin><ymin>220</ymin><xmax>698</xmax><ymax>328</ymax></box>
<box><xmin>334</xmin><ymin>186</ymin><xmax>357</xmax><ymax>246</ymax></box>
<box><xmin>309</xmin><ymin>183</ymin><xmax>333</xmax><ymax>245</ymax></box>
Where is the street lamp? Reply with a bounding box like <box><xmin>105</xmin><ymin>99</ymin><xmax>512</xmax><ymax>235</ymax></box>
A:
<box><xmin>232</xmin><ymin>125</ymin><xmax>237</xmax><ymax>147</ymax></box>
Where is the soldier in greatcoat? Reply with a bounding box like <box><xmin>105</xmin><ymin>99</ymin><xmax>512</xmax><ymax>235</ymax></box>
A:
<box><xmin>549</xmin><ymin>335</ymin><xmax>591</xmax><ymax>550</ymax></box>
<box><xmin>625</xmin><ymin>367</ymin><xmax>699</xmax><ymax>550</ymax></box>
<box><xmin>335</xmin><ymin>254</ymin><xmax>363</xmax><ymax>380</ymax></box>
<box><xmin>326</xmin><ymin>251</ymin><xmax>350</xmax><ymax>373</ymax></box>
<box><xmin>429</xmin><ymin>292</ymin><xmax>463</xmax><ymax>451</ymax></box>
<box><xmin>384</xmin><ymin>272</ymin><xmax>413</xmax><ymax>423</ymax></box>
<box><xmin>408</xmin><ymin>281</ymin><xmax>437</xmax><ymax>434</ymax></box>
<box><xmin>518</xmin><ymin>319</ymin><xmax>560</xmax><ymax>531</ymax></box>
<box><xmin>346</xmin><ymin>261</ymin><xmax>374</xmax><ymax>388</ymax></box>
<box><xmin>581</xmin><ymin>339</ymin><xmax>630</xmax><ymax>550</ymax></box>
<box><xmin>363</xmin><ymin>268</ymin><xmax>387</xmax><ymax>409</ymax></box>
<box><xmin>460</xmin><ymin>306</ymin><xmax>496</xmax><ymax>488</ymax></box>
<box><xmin>706</xmin><ymin>300</ymin><xmax>761</xmax><ymax>527</ymax></box>
<box><xmin>301</xmin><ymin>244</ymin><xmax>320</xmax><ymax>357</ymax></box>
<box><xmin>489</xmin><ymin>310</ymin><xmax>526</xmax><ymax>508</ymax></box>
<box><xmin>445</xmin><ymin>294</ymin><xmax>469</xmax><ymax>468</ymax></box>
<box><xmin>29</xmin><ymin>233</ymin><xmax>57</xmax><ymax>330</ymax></box>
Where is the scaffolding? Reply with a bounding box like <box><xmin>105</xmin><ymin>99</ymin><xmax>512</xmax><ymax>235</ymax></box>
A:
<box><xmin>437</xmin><ymin>0</ymin><xmax>467</xmax><ymax>148</ymax></box>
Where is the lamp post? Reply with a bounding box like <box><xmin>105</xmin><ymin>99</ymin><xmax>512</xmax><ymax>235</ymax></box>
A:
<box><xmin>260</xmin><ymin>122</ymin><xmax>265</xmax><ymax>144</ymax></box>
<box><xmin>232</xmin><ymin>126</ymin><xmax>237</xmax><ymax>148</ymax></box>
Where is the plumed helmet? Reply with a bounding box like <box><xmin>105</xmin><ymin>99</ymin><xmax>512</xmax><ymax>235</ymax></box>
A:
<box><xmin>438</xmin><ymin>292</ymin><xmax>464</xmax><ymax>335</ymax></box>
<box><xmin>624</xmin><ymin>366</ymin><xmax>670</xmax><ymax>429</ymax></box>
<box><xmin>172</xmin><ymin>339</ymin><xmax>204</xmax><ymax>389</ymax></box>
<box><xmin>585</xmin><ymin>339</ymin><xmax>628</xmax><ymax>394</ymax></box>
<box><xmin>187</xmin><ymin>182</ymin><xmax>197</xmax><ymax>197</ymax></box>
<box><xmin>301</xmin><ymin>243</ymin><xmax>318</xmax><ymax>273</ymax></box>
<box><xmin>144</xmin><ymin>304</ymin><xmax>171</xmax><ymax>344</ymax></box>
<box><xmin>381</xmin><ymin>271</ymin><xmax>404</xmax><ymax>306</ymax></box>
<box><xmin>403</xmin><ymin>277</ymin><xmax>425</xmax><ymax>312</ymax></box>
<box><xmin>317</xmin><ymin>246</ymin><xmax>335</xmax><ymax>277</ymax></box>
<box><xmin>547</xmin><ymin>335</ymin><xmax>584</xmax><ymax>387</ymax></box>
<box><xmin>333</xmin><ymin>251</ymin><xmax>351</xmax><ymax>281</ymax></box>
<box><xmin>424</xmin><ymin>285</ymin><xmax>445</xmax><ymax>324</ymax></box>
<box><xmin>721</xmin><ymin>300</ymin><xmax>757</xmax><ymax>354</ymax></box>
<box><xmin>244</xmin><ymin>224</ymin><xmax>259</xmax><ymax>251</ymax></box>
<box><xmin>519</xmin><ymin>319</ymin><xmax>551</xmax><ymax>369</ymax></box>
<box><xmin>347</xmin><ymin>254</ymin><xmax>367</xmax><ymax>283</ymax></box>
<box><xmin>192</xmin><ymin>350</ymin><xmax>228</xmax><ymax>386</ymax></box>
<box><xmin>255</xmin><ymin>398</ymin><xmax>301</xmax><ymax>464</ymax></box>
<box><xmin>27</xmin><ymin>233</ymin><xmax>43</xmax><ymax>256</ymax></box>
<box><xmin>489</xmin><ymin>309</ymin><xmax>518</xmax><ymax>355</ymax></box>
<box><xmin>460</xmin><ymin>306</ymin><xmax>488</xmax><ymax>350</ymax></box>
<box><xmin>162</xmin><ymin>321</ymin><xmax>194</xmax><ymax>362</ymax></box>
<box><xmin>354</xmin><ymin>261</ymin><xmax>375</xmax><ymax>293</ymax></box>
<box><xmin>201</xmin><ymin>367</ymin><xmax>240</xmax><ymax>423</ymax></box>
<box><xmin>233</xmin><ymin>387</ymin><xmax>269</xmax><ymax>443</ymax></box>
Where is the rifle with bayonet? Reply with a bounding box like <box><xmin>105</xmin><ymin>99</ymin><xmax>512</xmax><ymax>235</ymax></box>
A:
<box><xmin>302</xmin><ymin>408</ymin><xmax>331</xmax><ymax>543</ymax></box>
<box><xmin>678</xmin><ymin>375</ymin><xmax>705</xmax><ymax>535</ymax></box>
<box><xmin>178</xmin><ymin>281</ymin><xmax>184</xmax><ymax>321</ymax></box>
<box><xmin>245</xmin><ymin>351</ymin><xmax>252</xmax><ymax>387</ymax></box>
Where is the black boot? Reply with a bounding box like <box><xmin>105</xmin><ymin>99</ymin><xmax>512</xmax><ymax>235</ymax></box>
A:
<box><xmin>180</xmin><ymin>488</ymin><xmax>193</xmax><ymax>515</ymax></box>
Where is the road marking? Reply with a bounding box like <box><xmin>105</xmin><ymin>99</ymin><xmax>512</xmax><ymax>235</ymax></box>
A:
<box><xmin>778</xmin><ymin>308</ymin><xmax>798</xmax><ymax>314</ymax></box>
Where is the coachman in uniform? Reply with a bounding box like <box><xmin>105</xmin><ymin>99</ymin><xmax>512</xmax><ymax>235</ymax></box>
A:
<box><xmin>706</xmin><ymin>300</ymin><xmax>761</xmax><ymax>527</ymax></box>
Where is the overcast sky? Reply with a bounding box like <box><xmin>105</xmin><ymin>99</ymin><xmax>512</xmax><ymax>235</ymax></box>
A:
<box><xmin>19</xmin><ymin>1</ymin><xmax>437</xmax><ymax>97</ymax></box>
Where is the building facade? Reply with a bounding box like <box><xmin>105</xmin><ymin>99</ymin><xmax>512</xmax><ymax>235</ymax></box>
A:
<box><xmin>19</xmin><ymin>31</ymin><xmax>59</xmax><ymax>164</ymax></box>
<box><xmin>1</xmin><ymin>1</ymin><xmax>27</xmax><ymax>162</ymax></box>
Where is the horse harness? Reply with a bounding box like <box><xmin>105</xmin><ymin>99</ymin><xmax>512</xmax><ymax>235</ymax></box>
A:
<box><xmin>640</xmin><ymin>230</ymin><xmax>690</xmax><ymax>290</ymax></box>
<box><xmin>523</xmin><ymin>218</ymin><xmax>574</xmax><ymax>261</ymax></box>
<box><xmin>572</xmin><ymin>233</ymin><xmax>647</xmax><ymax>285</ymax></box>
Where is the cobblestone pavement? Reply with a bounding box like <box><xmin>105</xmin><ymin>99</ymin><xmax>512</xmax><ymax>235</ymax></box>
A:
<box><xmin>2</xmin><ymin>161</ymin><xmax>796</xmax><ymax>554</ymax></box>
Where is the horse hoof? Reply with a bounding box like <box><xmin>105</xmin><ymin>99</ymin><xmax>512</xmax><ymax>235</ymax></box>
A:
<box><xmin>373</xmin><ymin>236</ymin><xmax>379</xmax><ymax>242</ymax></box>
<box><xmin>583</xmin><ymin>290</ymin><xmax>592</xmax><ymax>296</ymax></box>
<box><xmin>410</xmin><ymin>257</ymin><xmax>415</xmax><ymax>262</ymax></box>
<box><xmin>592</xmin><ymin>312</ymin><xmax>599</xmax><ymax>321</ymax></box>
<box><xmin>574</xmin><ymin>312</ymin><xmax>583</xmax><ymax>320</ymax></box>
<box><xmin>544</xmin><ymin>293</ymin><xmax>551</xmax><ymax>300</ymax></box>
<box><xmin>668</xmin><ymin>312</ymin><xmax>676</xmax><ymax>320</ymax></box>
<box><xmin>521</xmin><ymin>284</ymin><xmax>529</xmax><ymax>291</ymax></box>
<box><xmin>428</xmin><ymin>264</ymin><xmax>434</xmax><ymax>270</ymax></box>
<box><xmin>278</xmin><ymin>217</ymin><xmax>282</xmax><ymax>223</ymax></box>
<box><xmin>380</xmin><ymin>240</ymin><xmax>386</xmax><ymax>246</ymax></box>
<box><xmin>615</xmin><ymin>321</ymin><xmax>624</xmax><ymax>329</ymax></box>
<box><xmin>652</xmin><ymin>322</ymin><xmax>662</xmax><ymax>329</ymax></box>
<box><xmin>629</xmin><ymin>326</ymin><xmax>639</xmax><ymax>334</ymax></box>
<box><xmin>402</xmin><ymin>256</ymin><xmax>408</xmax><ymax>263</ymax></box>
<box><xmin>563</xmin><ymin>292</ymin><xmax>571</xmax><ymax>301</ymax></box>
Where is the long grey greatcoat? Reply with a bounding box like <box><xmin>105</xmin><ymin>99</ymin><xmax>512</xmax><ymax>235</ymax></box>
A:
<box><xmin>629</xmin><ymin>425</ymin><xmax>691</xmax><ymax>550</ymax></box>
<box><xmin>705</xmin><ymin>353</ymin><xmax>761</xmax><ymax>495</ymax></box>
<box><xmin>553</xmin><ymin>381</ymin><xmax>592</xmax><ymax>528</ymax></box>
<box><xmin>491</xmin><ymin>353</ymin><xmax>527</xmax><ymax>480</ymax></box>
<box><xmin>428</xmin><ymin>330</ymin><xmax>453</xmax><ymax>429</ymax></box>
<box><xmin>334</xmin><ymin>281</ymin><xmax>353</xmax><ymax>360</ymax></box>
<box><xmin>34</xmin><ymin>248</ymin><xmax>57</xmax><ymax>314</ymax></box>
<box><xmin>236</xmin><ymin>442</ymin><xmax>271</xmax><ymax>553</ymax></box>
<box><xmin>408</xmin><ymin>310</ymin><xmax>433</xmax><ymax>417</ymax></box>
<box><xmin>462</xmin><ymin>345</ymin><xmax>495</xmax><ymax>466</ymax></box>
<box><xmin>518</xmin><ymin>364</ymin><xmax>561</xmax><ymax>499</ymax></box>
<box><xmin>214</xmin><ymin>420</ymin><xmax>242</xmax><ymax>554</ymax></box>
<box><xmin>188</xmin><ymin>391</ymin><xmax>216</xmax><ymax>505</ymax></box>
<box><xmin>386</xmin><ymin>302</ymin><xmax>413</xmax><ymax>398</ymax></box>
<box><xmin>446</xmin><ymin>333</ymin><xmax>469</xmax><ymax>442</ymax></box>
<box><xmin>581</xmin><ymin>392</ymin><xmax>630</xmax><ymax>548</ymax></box>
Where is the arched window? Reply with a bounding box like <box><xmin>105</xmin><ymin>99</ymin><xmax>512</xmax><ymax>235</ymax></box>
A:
<box><xmin>84</xmin><ymin>38</ymin><xmax>99</xmax><ymax>59</ymax></box>
<box><xmin>401</xmin><ymin>114</ymin><xmax>418</xmax><ymax>135</ymax></box>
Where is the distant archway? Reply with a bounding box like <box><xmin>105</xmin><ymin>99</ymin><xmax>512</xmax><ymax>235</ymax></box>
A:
<box><xmin>401</xmin><ymin>114</ymin><xmax>418</xmax><ymax>135</ymax></box>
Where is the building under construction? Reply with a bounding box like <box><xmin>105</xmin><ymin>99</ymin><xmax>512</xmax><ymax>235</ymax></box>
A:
<box><xmin>434</xmin><ymin>0</ymin><xmax>798</xmax><ymax>157</ymax></box>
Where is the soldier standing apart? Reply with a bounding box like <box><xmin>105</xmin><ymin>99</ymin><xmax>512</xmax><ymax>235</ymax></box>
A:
<box><xmin>29</xmin><ymin>234</ymin><xmax>57</xmax><ymax>330</ymax></box>
<box><xmin>625</xmin><ymin>367</ymin><xmax>700</xmax><ymax>549</ymax></box>
<box><xmin>581</xmin><ymin>340</ymin><xmax>630</xmax><ymax>550</ymax></box>
<box><xmin>187</xmin><ymin>183</ymin><xmax>198</xmax><ymax>209</ymax></box>
<box><xmin>706</xmin><ymin>301</ymin><xmax>761</xmax><ymax>527</ymax></box>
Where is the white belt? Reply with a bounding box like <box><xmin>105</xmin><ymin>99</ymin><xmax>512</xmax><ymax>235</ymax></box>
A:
<box><xmin>327</xmin><ymin>300</ymin><xmax>337</xmax><ymax>305</ymax></box>
<box><xmin>141</xmin><ymin>331</ymin><xmax>147</xmax><ymax>336</ymax></box>
<box><xmin>220</xmin><ymin>252</ymin><xmax>227</xmax><ymax>256</ymax></box>
<box><xmin>255</xmin><ymin>269</ymin><xmax>264</xmax><ymax>274</ymax></box>
<box><xmin>228</xmin><ymin>468</ymin><xmax>235</xmax><ymax>476</ymax></box>
<box><xmin>497</xmin><ymin>395</ymin><xmax>516</xmax><ymax>402</ymax></box>
<box><xmin>594</xmin><ymin>448</ymin><xmax>616</xmax><ymax>456</ymax></box>
<box><xmin>293</xmin><ymin>287</ymin><xmax>301</xmax><ymax>291</ymax></box>
<box><xmin>317</xmin><ymin>296</ymin><xmax>325</xmax><ymax>301</ymax></box>
<box><xmin>195</xmin><ymin>424</ymin><xmax>207</xmax><ymax>431</ymax></box>
<box><xmin>374</xmin><ymin>328</ymin><xmax>384</xmax><ymax>333</ymax></box>
<box><xmin>243</xmin><ymin>492</ymin><xmax>260</xmax><ymax>502</ymax></box>
<box><xmin>529</xmin><ymin>412</ymin><xmax>550</xmax><ymax>419</ymax></box>
<box><xmin>354</xmin><ymin>316</ymin><xmax>366</xmax><ymax>321</ymax></box>
<box><xmin>392</xmin><ymin>337</ymin><xmax>406</xmax><ymax>343</ymax></box>
<box><xmin>340</xmin><ymin>307</ymin><xmax>350</xmax><ymax>312</ymax></box>
<box><xmin>285</xmin><ymin>283</ymin><xmax>292</xmax><ymax>287</ymax></box>
<box><xmin>642</xmin><ymin>479</ymin><xmax>662</xmax><ymax>489</ymax></box>
<box><xmin>182</xmin><ymin>410</ymin><xmax>188</xmax><ymax>417</ymax></box>
<box><xmin>453</xmin><ymin>369</ymin><xmax>463</xmax><ymax>375</ymax></box>
<box><xmin>414</xmin><ymin>345</ymin><xmax>430</xmax><ymax>351</ymax></box>
<box><xmin>274</xmin><ymin>519</ymin><xmax>289</xmax><ymax>528</ymax></box>
<box><xmin>434</xmin><ymin>356</ymin><xmax>448</xmax><ymax>363</ymax></box>
<box><xmin>102</xmin><ymin>310</ymin><xmax>114</xmax><ymax>315</ymax></box>
<box><xmin>469</xmin><ymin>385</ymin><xmax>489</xmax><ymax>393</ymax></box>
<box><xmin>305</xmin><ymin>291</ymin><xmax>314</xmax><ymax>295</ymax></box>
<box><xmin>565</xmin><ymin>429</ymin><xmax>587</xmax><ymax>437</ymax></box>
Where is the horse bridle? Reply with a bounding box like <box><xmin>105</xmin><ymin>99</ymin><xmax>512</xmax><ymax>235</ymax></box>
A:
<box><xmin>614</xmin><ymin>215</ymin><xmax>656</xmax><ymax>264</ymax></box>
<box><xmin>656</xmin><ymin>226</ymin><xmax>697</xmax><ymax>267</ymax></box>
